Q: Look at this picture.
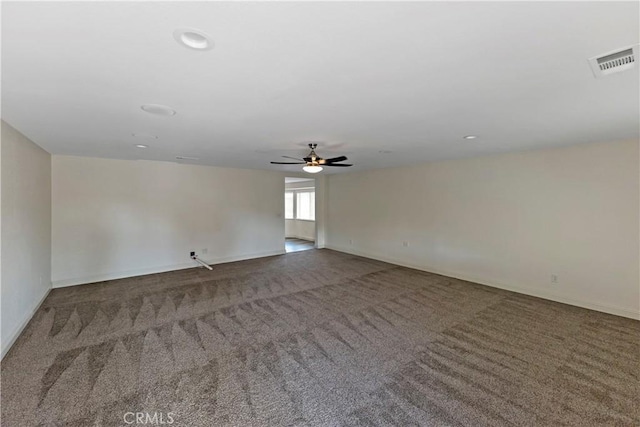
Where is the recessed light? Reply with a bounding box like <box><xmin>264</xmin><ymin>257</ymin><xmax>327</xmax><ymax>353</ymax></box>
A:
<box><xmin>176</xmin><ymin>156</ymin><xmax>199</xmax><ymax>161</ymax></box>
<box><xmin>134</xmin><ymin>144</ymin><xmax>148</xmax><ymax>149</ymax></box>
<box><xmin>173</xmin><ymin>28</ymin><xmax>214</xmax><ymax>51</ymax></box>
<box><xmin>141</xmin><ymin>104</ymin><xmax>176</xmax><ymax>116</ymax></box>
<box><xmin>132</xmin><ymin>132</ymin><xmax>158</xmax><ymax>139</ymax></box>
<box><xmin>463</xmin><ymin>135</ymin><xmax>479</xmax><ymax>140</ymax></box>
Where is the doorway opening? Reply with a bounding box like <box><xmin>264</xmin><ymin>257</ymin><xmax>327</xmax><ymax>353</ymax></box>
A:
<box><xmin>284</xmin><ymin>177</ymin><xmax>316</xmax><ymax>253</ymax></box>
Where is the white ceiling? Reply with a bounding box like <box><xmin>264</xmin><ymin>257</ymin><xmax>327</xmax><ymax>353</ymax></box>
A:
<box><xmin>285</xmin><ymin>177</ymin><xmax>315</xmax><ymax>184</ymax></box>
<box><xmin>2</xmin><ymin>2</ymin><xmax>638</xmax><ymax>173</ymax></box>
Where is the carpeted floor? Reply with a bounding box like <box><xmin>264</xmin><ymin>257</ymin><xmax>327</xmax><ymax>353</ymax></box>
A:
<box><xmin>1</xmin><ymin>249</ymin><xmax>638</xmax><ymax>426</ymax></box>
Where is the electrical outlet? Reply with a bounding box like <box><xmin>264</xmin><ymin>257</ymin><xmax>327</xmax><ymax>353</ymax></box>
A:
<box><xmin>202</xmin><ymin>248</ymin><xmax>208</xmax><ymax>254</ymax></box>
<box><xmin>190</xmin><ymin>251</ymin><xmax>195</xmax><ymax>257</ymax></box>
<box><xmin>349</xmin><ymin>239</ymin><xmax>353</xmax><ymax>245</ymax></box>
<box><xmin>402</xmin><ymin>241</ymin><xmax>409</xmax><ymax>247</ymax></box>
<box><xmin>551</xmin><ymin>274</ymin><xmax>558</xmax><ymax>284</ymax></box>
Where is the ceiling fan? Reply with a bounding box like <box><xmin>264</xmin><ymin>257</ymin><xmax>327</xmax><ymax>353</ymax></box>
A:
<box><xmin>270</xmin><ymin>143</ymin><xmax>353</xmax><ymax>173</ymax></box>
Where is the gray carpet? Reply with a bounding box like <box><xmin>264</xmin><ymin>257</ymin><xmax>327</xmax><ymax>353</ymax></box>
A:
<box><xmin>1</xmin><ymin>249</ymin><xmax>638</xmax><ymax>426</ymax></box>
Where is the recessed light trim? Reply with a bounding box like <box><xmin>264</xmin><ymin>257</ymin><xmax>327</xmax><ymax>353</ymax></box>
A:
<box><xmin>173</xmin><ymin>28</ymin><xmax>214</xmax><ymax>51</ymax></box>
<box><xmin>134</xmin><ymin>144</ymin><xmax>148</xmax><ymax>149</ymax></box>
<box><xmin>141</xmin><ymin>104</ymin><xmax>176</xmax><ymax>116</ymax></box>
<box><xmin>463</xmin><ymin>135</ymin><xmax>479</xmax><ymax>140</ymax></box>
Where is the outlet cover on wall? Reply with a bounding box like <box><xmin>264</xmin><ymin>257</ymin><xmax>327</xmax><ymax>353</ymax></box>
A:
<box><xmin>402</xmin><ymin>241</ymin><xmax>409</xmax><ymax>247</ymax></box>
<box><xmin>551</xmin><ymin>274</ymin><xmax>559</xmax><ymax>284</ymax></box>
<box><xmin>348</xmin><ymin>239</ymin><xmax>353</xmax><ymax>245</ymax></box>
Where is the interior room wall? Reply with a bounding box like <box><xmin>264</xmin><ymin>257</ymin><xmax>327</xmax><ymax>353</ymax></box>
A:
<box><xmin>285</xmin><ymin>220</ymin><xmax>315</xmax><ymax>241</ymax></box>
<box><xmin>326</xmin><ymin>139</ymin><xmax>640</xmax><ymax>319</ymax></box>
<box><xmin>285</xmin><ymin>180</ymin><xmax>316</xmax><ymax>241</ymax></box>
<box><xmin>1</xmin><ymin>121</ymin><xmax>52</xmax><ymax>358</ymax></box>
<box><xmin>314</xmin><ymin>175</ymin><xmax>327</xmax><ymax>248</ymax></box>
<box><xmin>52</xmin><ymin>156</ymin><xmax>286</xmax><ymax>287</ymax></box>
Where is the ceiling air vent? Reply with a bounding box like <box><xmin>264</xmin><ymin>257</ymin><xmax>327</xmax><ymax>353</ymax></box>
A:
<box><xmin>589</xmin><ymin>45</ymin><xmax>638</xmax><ymax>78</ymax></box>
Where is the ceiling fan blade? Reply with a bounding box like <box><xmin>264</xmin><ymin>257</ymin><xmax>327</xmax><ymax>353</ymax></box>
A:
<box><xmin>270</xmin><ymin>161</ymin><xmax>306</xmax><ymax>165</ymax></box>
<box><xmin>281</xmin><ymin>156</ymin><xmax>305</xmax><ymax>161</ymax></box>
<box><xmin>324</xmin><ymin>163</ymin><xmax>353</xmax><ymax>167</ymax></box>
<box><xmin>321</xmin><ymin>156</ymin><xmax>348</xmax><ymax>164</ymax></box>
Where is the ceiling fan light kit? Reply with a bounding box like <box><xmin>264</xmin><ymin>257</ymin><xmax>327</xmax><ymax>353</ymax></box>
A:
<box><xmin>270</xmin><ymin>143</ymin><xmax>352</xmax><ymax>173</ymax></box>
<box><xmin>303</xmin><ymin>165</ymin><xmax>323</xmax><ymax>173</ymax></box>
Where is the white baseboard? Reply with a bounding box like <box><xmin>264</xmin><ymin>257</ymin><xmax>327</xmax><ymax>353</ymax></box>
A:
<box><xmin>326</xmin><ymin>244</ymin><xmax>640</xmax><ymax>320</ymax></box>
<box><xmin>52</xmin><ymin>249</ymin><xmax>286</xmax><ymax>288</ymax></box>
<box><xmin>1</xmin><ymin>286</ymin><xmax>51</xmax><ymax>360</ymax></box>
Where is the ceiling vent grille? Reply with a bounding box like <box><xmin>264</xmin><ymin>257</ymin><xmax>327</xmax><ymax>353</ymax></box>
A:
<box><xmin>589</xmin><ymin>45</ymin><xmax>638</xmax><ymax>78</ymax></box>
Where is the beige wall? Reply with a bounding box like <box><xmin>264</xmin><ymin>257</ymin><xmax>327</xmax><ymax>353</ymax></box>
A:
<box><xmin>1</xmin><ymin>121</ymin><xmax>52</xmax><ymax>358</ymax></box>
<box><xmin>285</xmin><ymin>219</ymin><xmax>315</xmax><ymax>240</ymax></box>
<box><xmin>326</xmin><ymin>139</ymin><xmax>640</xmax><ymax>319</ymax></box>
<box><xmin>52</xmin><ymin>156</ymin><xmax>286</xmax><ymax>287</ymax></box>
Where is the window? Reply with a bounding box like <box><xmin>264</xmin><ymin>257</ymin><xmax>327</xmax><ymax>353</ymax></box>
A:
<box><xmin>284</xmin><ymin>192</ymin><xmax>294</xmax><ymax>219</ymax></box>
<box><xmin>284</xmin><ymin>189</ymin><xmax>315</xmax><ymax>221</ymax></box>
<box><xmin>296</xmin><ymin>191</ymin><xmax>315</xmax><ymax>220</ymax></box>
